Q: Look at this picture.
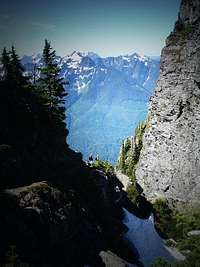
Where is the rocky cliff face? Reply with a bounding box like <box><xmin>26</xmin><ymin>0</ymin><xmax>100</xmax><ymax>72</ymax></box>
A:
<box><xmin>135</xmin><ymin>0</ymin><xmax>200</xmax><ymax>203</ymax></box>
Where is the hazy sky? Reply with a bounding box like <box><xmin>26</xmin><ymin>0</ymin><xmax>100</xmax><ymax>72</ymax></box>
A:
<box><xmin>0</xmin><ymin>0</ymin><xmax>181</xmax><ymax>57</ymax></box>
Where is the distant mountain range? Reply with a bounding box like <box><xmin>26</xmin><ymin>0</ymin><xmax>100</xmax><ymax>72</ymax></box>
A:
<box><xmin>22</xmin><ymin>51</ymin><xmax>160</xmax><ymax>163</ymax></box>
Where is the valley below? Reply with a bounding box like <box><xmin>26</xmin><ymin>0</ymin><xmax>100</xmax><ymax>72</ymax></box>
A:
<box><xmin>22</xmin><ymin>51</ymin><xmax>160</xmax><ymax>163</ymax></box>
<box><xmin>1</xmin><ymin>0</ymin><xmax>200</xmax><ymax>266</ymax></box>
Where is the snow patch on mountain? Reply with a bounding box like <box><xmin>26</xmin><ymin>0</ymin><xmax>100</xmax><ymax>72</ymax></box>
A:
<box><xmin>22</xmin><ymin>51</ymin><xmax>160</xmax><ymax>163</ymax></box>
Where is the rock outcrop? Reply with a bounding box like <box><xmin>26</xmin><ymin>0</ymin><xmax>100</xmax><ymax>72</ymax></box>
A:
<box><xmin>0</xmin><ymin>171</ymin><xmax>139</xmax><ymax>266</ymax></box>
<box><xmin>135</xmin><ymin>0</ymin><xmax>200</xmax><ymax>203</ymax></box>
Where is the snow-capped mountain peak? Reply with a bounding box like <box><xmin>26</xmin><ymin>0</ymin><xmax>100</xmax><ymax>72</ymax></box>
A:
<box><xmin>70</xmin><ymin>51</ymin><xmax>83</xmax><ymax>60</ymax></box>
<box><xmin>21</xmin><ymin>51</ymin><xmax>160</xmax><ymax>163</ymax></box>
<box><xmin>64</xmin><ymin>51</ymin><xmax>83</xmax><ymax>69</ymax></box>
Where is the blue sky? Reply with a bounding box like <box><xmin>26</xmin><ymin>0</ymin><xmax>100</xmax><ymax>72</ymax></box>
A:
<box><xmin>0</xmin><ymin>0</ymin><xmax>181</xmax><ymax>57</ymax></box>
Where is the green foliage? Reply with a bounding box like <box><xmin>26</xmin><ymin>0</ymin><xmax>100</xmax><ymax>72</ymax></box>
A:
<box><xmin>92</xmin><ymin>159</ymin><xmax>114</xmax><ymax>175</ymax></box>
<box><xmin>126</xmin><ymin>182</ymin><xmax>139</xmax><ymax>203</ymax></box>
<box><xmin>153</xmin><ymin>198</ymin><xmax>173</xmax><ymax>238</ymax></box>
<box><xmin>153</xmin><ymin>200</ymin><xmax>200</xmax><ymax>242</ymax></box>
<box><xmin>152</xmin><ymin>206</ymin><xmax>200</xmax><ymax>267</ymax></box>
<box><xmin>153</xmin><ymin>198</ymin><xmax>172</xmax><ymax>218</ymax></box>
<box><xmin>151</xmin><ymin>257</ymin><xmax>188</xmax><ymax>267</ymax></box>
<box><xmin>10</xmin><ymin>46</ymin><xmax>28</xmax><ymax>86</ymax></box>
<box><xmin>39</xmin><ymin>40</ymin><xmax>67</xmax><ymax>120</ymax></box>
<box><xmin>1</xmin><ymin>46</ymin><xmax>28</xmax><ymax>86</ymax></box>
<box><xmin>0</xmin><ymin>44</ymin><xmax>68</xmax><ymax>188</ymax></box>
<box><xmin>133</xmin><ymin>121</ymin><xmax>146</xmax><ymax>162</ymax></box>
<box><xmin>151</xmin><ymin>252</ymin><xmax>200</xmax><ymax>267</ymax></box>
<box><xmin>125</xmin><ymin>158</ymin><xmax>136</xmax><ymax>179</ymax></box>
<box><xmin>151</xmin><ymin>257</ymin><xmax>172</xmax><ymax>267</ymax></box>
<box><xmin>117</xmin><ymin>142</ymin><xmax>126</xmax><ymax>172</ymax></box>
<box><xmin>169</xmin><ymin>207</ymin><xmax>200</xmax><ymax>241</ymax></box>
<box><xmin>116</xmin><ymin>121</ymin><xmax>146</xmax><ymax>204</ymax></box>
<box><xmin>124</xmin><ymin>138</ymin><xmax>131</xmax><ymax>154</ymax></box>
<box><xmin>165</xmin><ymin>239</ymin><xmax>176</xmax><ymax>248</ymax></box>
<box><xmin>1</xmin><ymin>48</ymin><xmax>11</xmax><ymax>81</ymax></box>
<box><xmin>117</xmin><ymin>121</ymin><xmax>146</xmax><ymax>180</ymax></box>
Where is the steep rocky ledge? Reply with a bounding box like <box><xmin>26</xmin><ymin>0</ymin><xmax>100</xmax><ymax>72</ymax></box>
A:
<box><xmin>135</xmin><ymin>0</ymin><xmax>200</xmax><ymax>203</ymax></box>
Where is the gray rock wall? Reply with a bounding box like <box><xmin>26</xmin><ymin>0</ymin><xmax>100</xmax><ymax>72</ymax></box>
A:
<box><xmin>135</xmin><ymin>0</ymin><xmax>200</xmax><ymax>203</ymax></box>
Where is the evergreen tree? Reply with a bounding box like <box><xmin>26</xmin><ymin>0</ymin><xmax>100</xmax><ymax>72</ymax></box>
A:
<box><xmin>118</xmin><ymin>142</ymin><xmax>126</xmax><ymax>172</ymax></box>
<box><xmin>10</xmin><ymin>46</ymin><xmax>27</xmax><ymax>86</ymax></box>
<box><xmin>0</xmin><ymin>44</ymin><xmax>68</xmax><ymax>188</ymax></box>
<box><xmin>39</xmin><ymin>40</ymin><xmax>67</xmax><ymax>119</ymax></box>
<box><xmin>1</xmin><ymin>48</ymin><xmax>11</xmax><ymax>81</ymax></box>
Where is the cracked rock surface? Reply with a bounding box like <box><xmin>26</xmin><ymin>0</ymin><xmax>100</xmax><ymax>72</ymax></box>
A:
<box><xmin>135</xmin><ymin>0</ymin><xmax>200</xmax><ymax>203</ymax></box>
